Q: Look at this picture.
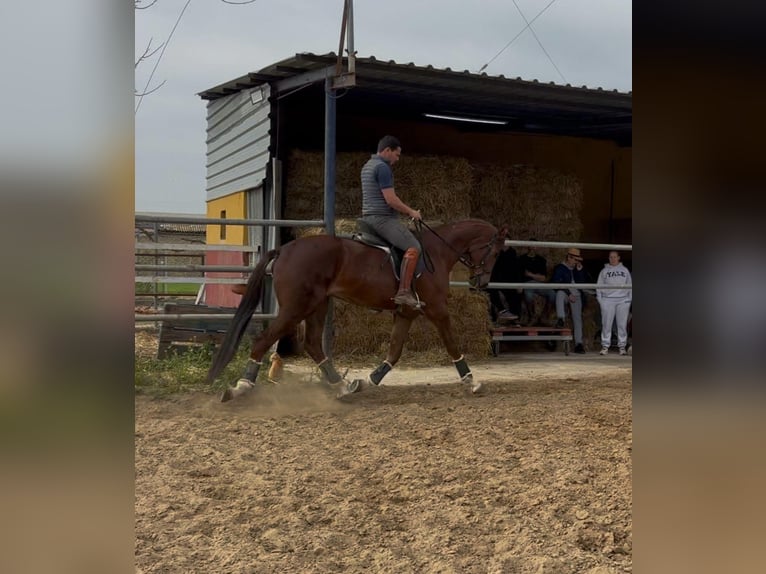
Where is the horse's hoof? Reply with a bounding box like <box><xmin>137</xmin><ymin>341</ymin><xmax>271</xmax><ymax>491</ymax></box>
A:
<box><xmin>347</xmin><ymin>379</ymin><xmax>361</xmax><ymax>393</ymax></box>
<box><xmin>221</xmin><ymin>379</ymin><xmax>255</xmax><ymax>402</ymax></box>
<box><xmin>461</xmin><ymin>374</ymin><xmax>483</xmax><ymax>394</ymax></box>
<box><xmin>335</xmin><ymin>379</ymin><xmax>361</xmax><ymax>398</ymax></box>
<box><xmin>358</xmin><ymin>377</ymin><xmax>383</xmax><ymax>392</ymax></box>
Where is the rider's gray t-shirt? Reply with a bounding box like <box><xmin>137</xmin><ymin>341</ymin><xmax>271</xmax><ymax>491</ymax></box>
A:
<box><xmin>361</xmin><ymin>154</ymin><xmax>396</xmax><ymax>217</ymax></box>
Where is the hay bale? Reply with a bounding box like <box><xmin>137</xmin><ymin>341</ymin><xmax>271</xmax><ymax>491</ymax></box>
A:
<box><xmin>581</xmin><ymin>295</ymin><xmax>601</xmax><ymax>351</ymax></box>
<box><xmin>390</xmin><ymin>155</ymin><xmax>473</xmax><ymax>221</ymax></box>
<box><xmin>292</xmin><ymin>218</ymin><xmax>359</xmax><ymax>239</ymax></box>
<box><xmin>284</xmin><ymin>153</ymin><xmax>582</xmax><ymax>268</ymax></box>
<box><xmin>471</xmin><ymin>164</ymin><xmax>583</xmax><ymax>267</ymax></box>
<box><xmin>330</xmin><ymin>288</ymin><xmax>492</xmax><ymax>364</ymax></box>
<box><xmin>284</xmin><ymin>150</ymin><xmax>473</xmax><ymax>223</ymax></box>
<box><xmin>403</xmin><ymin>288</ymin><xmax>492</xmax><ymax>358</ymax></box>
<box><xmin>449</xmin><ymin>264</ymin><xmax>472</xmax><ymax>283</ymax></box>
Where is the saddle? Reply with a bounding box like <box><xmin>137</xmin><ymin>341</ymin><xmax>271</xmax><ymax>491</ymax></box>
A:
<box><xmin>351</xmin><ymin>218</ymin><xmax>406</xmax><ymax>280</ymax></box>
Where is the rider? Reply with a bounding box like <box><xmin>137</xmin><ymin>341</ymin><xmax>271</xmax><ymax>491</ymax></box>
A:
<box><xmin>360</xmin><ymin>135</ymin><xmax>424</xmax><ymax>308</ymax></box>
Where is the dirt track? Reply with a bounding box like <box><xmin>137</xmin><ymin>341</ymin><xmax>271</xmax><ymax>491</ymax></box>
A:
<box><xmin>135</xmin><ymin>357</ymin><xmax>632</xmax><ymax>573</ymax></box>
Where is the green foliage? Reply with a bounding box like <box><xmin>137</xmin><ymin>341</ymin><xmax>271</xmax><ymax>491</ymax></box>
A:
<box><xmin>134</xmin><ymin>282</ymin><xmax>200</xmax><ymax>295</ymax></box>
<box><xmin>135</xmin><ymin>340</ymin><xmax>267</xmax><ymax>397</ymax></box>
<box><xmin>135</xmin><ymin>282</ymin><xmax>154</xmax><ymax>295</ymax></box>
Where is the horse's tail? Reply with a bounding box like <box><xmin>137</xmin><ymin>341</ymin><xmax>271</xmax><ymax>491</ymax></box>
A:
<box><xmin>206</xmin><ymin>249</ymin><xmax>279</xmax><ymax>384</ymax></box>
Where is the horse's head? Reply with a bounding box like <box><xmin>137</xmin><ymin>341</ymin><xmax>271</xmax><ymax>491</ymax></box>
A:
<box><xmin>462</xmin><ymin>223</ymin><xmax>509</xmax><ymax>289</ymax></box>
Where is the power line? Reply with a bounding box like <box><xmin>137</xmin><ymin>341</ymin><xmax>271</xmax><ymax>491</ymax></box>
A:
<box><xmin>511</xmin><ymin>0</ymin><xmax>566</xmax><ymax>83</ymax></box>
<box><xmin>135</xmin><ymin>0</ymin><xmax>193</xmax><ymax>115</ymax></box>
<box><xmin>478</xmin><ymin>0</ymin><xmax>560</xmax><ymax>74</ymax></box>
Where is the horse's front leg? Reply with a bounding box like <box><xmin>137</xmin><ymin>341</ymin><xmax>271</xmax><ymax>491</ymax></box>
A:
<box><xmin>350</xmin><ymin>310</ymin><xmax>414</xmax><ymax>393</ymax></box>
<box><xmin>424</xmin><ymin>304</ymin><xmax>483</xmax><ymax>394</ymax></box>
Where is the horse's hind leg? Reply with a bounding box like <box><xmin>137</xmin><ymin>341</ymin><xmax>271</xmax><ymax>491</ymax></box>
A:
<box><xmin>424</xmin><ymin>305</ymin><xmax>482</xmax><ymax>394</ymax></box>
<box><xmin>303</xmin><ymin>299</ymin><xmax>347</xmax><ymax>387</ymax></box>
<box><xmin>222</xmin><ymin>311</ymin><xmax>305</xmax><ymax>402</ymax></box>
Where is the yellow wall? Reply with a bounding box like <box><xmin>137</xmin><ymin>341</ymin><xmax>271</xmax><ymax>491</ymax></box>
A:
<box><xmin>206</xmin><ymin>192</ymin><xmax>248</xmax><ymax>245</ymax></box>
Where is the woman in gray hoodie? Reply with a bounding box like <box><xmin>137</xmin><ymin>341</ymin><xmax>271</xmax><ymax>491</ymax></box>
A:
<box><xmin>597</xmin><ymin>251</ymin><xmax>632</xmax><ymax>355</ymax></box>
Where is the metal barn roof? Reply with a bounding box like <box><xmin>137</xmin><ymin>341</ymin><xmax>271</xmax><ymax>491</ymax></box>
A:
<box><xmin>199</xmin><ymin>52</ymin><xmax>631</xmax><ymax>145</ymax></box>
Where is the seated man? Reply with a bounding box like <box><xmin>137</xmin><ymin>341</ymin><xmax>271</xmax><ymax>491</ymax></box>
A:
<box><xmin>487</xmin><ymin>244</ymin><xmax>522</xmax><ymax>324</ymax></box>
<box><xmin>551</xmin><ymin>247</ymin><xmax>590</xmax><ymax>353</ymax></box>
<box><xmin>519</xmin><ymin>239</ymin><xmax>555</xmax><ymax>325</ymax></box>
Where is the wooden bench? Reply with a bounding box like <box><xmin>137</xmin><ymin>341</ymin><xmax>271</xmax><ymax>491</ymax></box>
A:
<box><xmin>490</xmin><ymin>325</ymin><xmax>574</xmax><ymax>356</ymax></box>
<box><xmin>157</xmin><ymin>302</ymin><xmax>264</xmax><ymax>359</ymax></box>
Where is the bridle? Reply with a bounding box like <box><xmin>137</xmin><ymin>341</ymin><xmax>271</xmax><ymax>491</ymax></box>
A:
<box><xmin>458</xmin><ymin>236</ymin><xmax>498</xmax><ymax>283</ymax></box>
<box><xmin>415</xmin><ymin>220</ymin><xmax>500</xmax><ymax>286</ymax></box>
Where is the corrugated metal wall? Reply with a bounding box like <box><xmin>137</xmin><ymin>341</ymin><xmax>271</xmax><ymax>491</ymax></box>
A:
<box><xmin>205</xmin><ymin>85</ymin><xmax>271</xmax><ymax>201</ymax></box>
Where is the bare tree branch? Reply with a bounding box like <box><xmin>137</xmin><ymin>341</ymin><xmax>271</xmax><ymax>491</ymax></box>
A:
<box><xmin>135</xmin><ymin>79</ymin><xmax>167</xmax><ymax>98</ymax></box>
<box><xmin>136</xmin><ymin>0</ymin><xmax>192</xmax><ymax>114</ymax></box>
<box><xmin>135</xmin><ymin>38</ymin><xmax>165</xmax><ymax>69</ymax></box>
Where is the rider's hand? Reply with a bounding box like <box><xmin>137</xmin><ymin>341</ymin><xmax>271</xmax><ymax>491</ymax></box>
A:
<box><xmin>410</xmin><ymin>209</ymin><xmax>422</xmax><ymax>221</ymax></box>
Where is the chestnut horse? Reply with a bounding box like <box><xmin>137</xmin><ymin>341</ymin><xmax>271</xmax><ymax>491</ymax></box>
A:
<box><xmin>207</xmin><ymin>218</ymin><xmax>508</xmax><ymax>401</ymax></box>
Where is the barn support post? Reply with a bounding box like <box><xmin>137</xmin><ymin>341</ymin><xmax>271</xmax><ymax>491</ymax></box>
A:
<box><xmin>322</xmin><ymin>76</ymin><xmax>337</xmax><ymax>359</ymax></box>
<box><xmin>608</xmin><ymin>158</ymin><xmax>615</xmax><ymax>243</ymax></box>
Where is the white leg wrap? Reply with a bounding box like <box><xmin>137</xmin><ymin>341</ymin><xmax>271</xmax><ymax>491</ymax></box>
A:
<box><xmin>231</xmin><ymin>379</ymin><xmax>255</xmax><ymax>398</ymax></box>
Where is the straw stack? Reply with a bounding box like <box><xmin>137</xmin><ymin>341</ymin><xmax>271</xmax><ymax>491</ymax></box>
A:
<box><xmin>471</xmin><ymin>163</ymin><xmax>583</xmax><ymax>266</ymax></box>
<box><xmin>284</xmin><ymin>150</ymin><xmax>472</xmax><ymax>224</ymax></box>
<box><xmin>329</xmin><ymin>287</ymin><xmax>492</xmax><ymax>365</ymax></box>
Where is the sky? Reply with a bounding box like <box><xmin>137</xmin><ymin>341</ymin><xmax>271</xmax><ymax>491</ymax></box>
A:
<box><xmin>135</xmin><ymin>0</ymin><xmax>631</xmax><ymax>214</ymax></box>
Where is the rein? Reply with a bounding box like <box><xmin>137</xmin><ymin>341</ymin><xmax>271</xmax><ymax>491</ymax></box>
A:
<box><xmin>414</xmin><ymin>219</ymin><xmax>497</xmax><ymax>280</ymax></box>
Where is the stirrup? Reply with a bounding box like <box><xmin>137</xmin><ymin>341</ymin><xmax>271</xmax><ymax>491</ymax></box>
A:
<box><xmin>393</xmin><ymin>291</ymin><xmax>425</xmax><ymax>309</ymax></box>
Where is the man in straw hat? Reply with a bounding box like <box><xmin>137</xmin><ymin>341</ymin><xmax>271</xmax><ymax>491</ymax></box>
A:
<box><xmin>359</xmin><ymin>135</ymin><xmax>424</xmax><ymax>309</ymax></box>
<box><xmin>551</xmin><ymin>247</ymin><xmax>590</xmax><ymax>353</ymax></box>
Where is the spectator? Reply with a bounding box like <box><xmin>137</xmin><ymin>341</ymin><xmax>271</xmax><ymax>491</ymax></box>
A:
<box><xmin>597</xmin><ymin>251</ymin><xmax>632</xmax><ymax>355</ymax></box>
<box><xmin>551</xmin><ymin>247</ymin><xmax>590</xmax><ymax>353</ymax></box>
<box><xmin>488</xmin><ymin>244</ymin><xmax>522</xmax><ymax>324</ymax></box>
<box><xmin>519</xmin><ymin>239</ymin><xmax>555</xmax><ymax>325</ymax></box>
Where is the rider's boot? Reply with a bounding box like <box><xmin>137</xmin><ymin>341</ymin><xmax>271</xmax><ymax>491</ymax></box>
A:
<box><xmin>393</xmin><ymin>248</ymin><xmax>423</xmax><ymax>308</ymax></box>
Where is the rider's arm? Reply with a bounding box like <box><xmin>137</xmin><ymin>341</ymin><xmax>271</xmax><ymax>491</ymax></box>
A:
<box><xmin>382</xmin><ymin>188</ymin><xmax>421</xmax><ymax>220</ymax></box>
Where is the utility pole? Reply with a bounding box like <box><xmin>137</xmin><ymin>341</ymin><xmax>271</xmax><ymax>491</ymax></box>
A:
<box><xmin>322</xmin><ymin>0</ymin><xmax>356</xmax><ymax>358</ymax></box>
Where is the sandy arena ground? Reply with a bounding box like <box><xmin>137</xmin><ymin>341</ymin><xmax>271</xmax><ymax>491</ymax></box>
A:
<box><xmin>136</xmin><ymin>352</ymin><xmax>632</xmax><ymax>574</ymax></box>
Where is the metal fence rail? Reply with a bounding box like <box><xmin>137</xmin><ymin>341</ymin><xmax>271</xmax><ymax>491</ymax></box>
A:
<box><xmin>135</xmin><ymin>277</ymin><xmax>248</xmax><ymax>285</ymax></box>
<box><xmin>135</xmin><ymin>313</ymin><xmax>278</xmax><ymax>322</ymax></box>
<box><xmin>135</xmin><ymin>265</ymin><xmax>254</xmax><ymax>272</ymax></box>
<box><xmin>135</xmin><ymin>214</ymin><xmax>324</xmax><ymax>228</ymax></box>
<box><xmin>136</xmin><ymin>242</ymin><xmax>261</xmax><ymax>252</ymax></box>
<box><xmin>504</xmin><ymin>240</ymin><xmax>632</xmax><ymax>251</ymax></box>
<box><xmin>470</xmin><ymin>282</ymin><xmax>632</xmax><ymax>290</ymax></box>
<box><xmin>135</xmin><ymin>213</ymin><xmax>633</xmax><ymax>325</ymax></box>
